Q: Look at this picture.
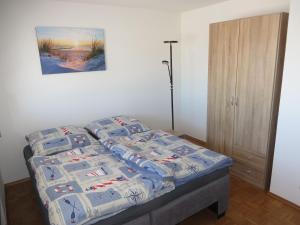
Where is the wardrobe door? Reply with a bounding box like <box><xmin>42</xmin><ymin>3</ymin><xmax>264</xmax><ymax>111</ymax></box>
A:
<box><xmin>207</xmin><ymin>20</ymin><xmax>239</xmax><ymax>155</ymax></box>
<box><xmin>232</xmin><ymin>14</ymin><xmax>282</xmax><ymax>158</ymax></box>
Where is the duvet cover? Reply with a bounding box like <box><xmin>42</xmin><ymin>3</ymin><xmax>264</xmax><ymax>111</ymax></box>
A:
<box><xmin>29</xmin><ymin>145</ymin><xmax>174</xmax><ymax>225</ymax></box>
<box><xmin>97</xmin><ymin>130</ymin><xmax>233</xmax><ymax>185</ymax></box>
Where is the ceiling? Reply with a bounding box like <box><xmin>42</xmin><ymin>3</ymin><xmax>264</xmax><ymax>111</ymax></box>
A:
<box><xmin>52</xmin><ymin>0</ymin><xmax>229</xmax><ymax>12</ymax></box>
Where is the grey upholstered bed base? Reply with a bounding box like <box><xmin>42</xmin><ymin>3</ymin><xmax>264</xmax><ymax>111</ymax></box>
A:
<box><xmin>124</xmin><ymin>175</ymin><xmax>229</xmax><ymax>225</ymax></box>
<box><xmin>24</xmin><ymin>146</ymin><xmax>229</xmax><ymax>225</ymax></box>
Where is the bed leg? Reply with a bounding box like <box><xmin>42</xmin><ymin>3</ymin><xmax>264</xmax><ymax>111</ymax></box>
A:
<box><xmin>208</xmin><ymin>202</ymin><xmax>218</xmax><ymax>214</ymax></box>
<box><xmin>209</xmin><ymin>202</ymin><xmax>226</xmax><ymax>219</ymax></box>
<box><xmin>217</xmin><ymin>212</ymin><xmax>226</xmax><ymax>219</ymax></box>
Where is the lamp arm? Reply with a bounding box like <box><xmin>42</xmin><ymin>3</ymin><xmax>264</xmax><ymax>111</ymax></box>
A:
<box><xmin>167</xmin><ymin>64</ymin><xmax>172</xmax><ymax>84</ymax></box>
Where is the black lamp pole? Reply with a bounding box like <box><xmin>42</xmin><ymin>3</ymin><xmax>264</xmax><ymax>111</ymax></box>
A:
<box><xmin>162</xmin><ymin>40</ymin><xmax>178</xmax><ymax>131</ymax></box>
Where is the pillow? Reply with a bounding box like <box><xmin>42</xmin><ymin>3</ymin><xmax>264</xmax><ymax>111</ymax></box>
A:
<box><xmin>85</xmin><ymin>115</ymin><xmax>150</xmax><ymax>139</ymax></box>
<box><xmin>30</xmin><ymin>133</ymin><xmax>100</xmax><ymax>156</ymax></box>
<box><xmin>26</xmin><ymin>125</ymin><xmax>88</xmax><ymax>147</ymax></box>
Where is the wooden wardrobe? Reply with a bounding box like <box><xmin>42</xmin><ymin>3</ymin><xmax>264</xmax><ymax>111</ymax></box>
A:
<box><xmin>207</xmin><ymin>13</ymin><xmax>288</xmax><ymax>190</ymax></box>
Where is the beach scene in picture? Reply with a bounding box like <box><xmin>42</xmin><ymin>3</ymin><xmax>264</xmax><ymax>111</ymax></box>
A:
<box><xmin>36</xmin><ymin>27</ymin><xmax>106</xmax><ymax>75</ymax></box>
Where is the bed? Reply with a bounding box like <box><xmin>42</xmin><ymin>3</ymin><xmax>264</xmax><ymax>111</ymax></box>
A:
<box><xmin>24</xmin><ymin>116</ymin><xmax>232</xmax><ymax>225</ymax></box>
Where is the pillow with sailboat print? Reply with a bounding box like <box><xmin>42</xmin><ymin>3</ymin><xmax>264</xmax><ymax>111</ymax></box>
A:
<box><xmin>30</xmin><ymin>132</ymin><xmax>100</xmax><ymax>156</ymax></box>
<box><xmin>26</xmin><ymin>125</ymin><xmax>89</xmax><ymax>147</ymax></box>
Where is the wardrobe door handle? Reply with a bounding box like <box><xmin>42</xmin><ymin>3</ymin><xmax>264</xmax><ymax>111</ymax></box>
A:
<box><xmin>235</xmin><ymin>97</ymin><xmax>239</xmax><ymax>106</ymax></box>
<box><xmin>230</xmin><ymin>96</ymin><xmax>235</xmax><ymax>106</ymax></box>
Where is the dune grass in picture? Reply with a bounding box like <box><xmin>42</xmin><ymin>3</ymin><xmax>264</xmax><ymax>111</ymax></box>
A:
<box><xmin>36</xmin><ymin>27</ymin><xmax>106</xmax><ymax>75</ymax></box>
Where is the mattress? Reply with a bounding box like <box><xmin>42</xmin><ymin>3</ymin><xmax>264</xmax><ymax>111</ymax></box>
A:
<box><xmin>24</xmin><ymin>145</ymin><xmax>229</xmax><ymax>225</ymax></box>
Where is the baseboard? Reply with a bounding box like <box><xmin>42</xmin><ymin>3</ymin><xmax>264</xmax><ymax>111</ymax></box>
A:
<box><xmin>268</xmin><ymin>192</ymin><xmax>300</xmax><ymax>211</ymax></box>
<box><xmin>4</xmin><ymin>177</ymin><xmax>30</xmax><ymax>189</ymax></box>
<box><xmin>181</xmin><ymin>134</ymin><xmax>207</xmax><ymax>148</ymax></box>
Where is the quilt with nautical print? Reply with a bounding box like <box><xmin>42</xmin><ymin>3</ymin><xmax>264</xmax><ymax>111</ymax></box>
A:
<box><xmin>30</xmin><ymin>145</ymin><xmax>174</xmax><ymax>225</ymax></box>
<box><xmin>100</xmin><ymin>130</ymin><xmax>233</xmax><ymax>185</ymax></box>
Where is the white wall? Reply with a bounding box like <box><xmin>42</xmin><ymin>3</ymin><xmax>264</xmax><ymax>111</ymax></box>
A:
<box><xmin>179</xmin><ymin>0</ymin><xmax>289</xmax><ymax>141</ymax></box>
<box><xmin>270</xmin><ymin>0</ymin><xmax>300</xmax><ymax>206</ymax></box>
<box><xmin>0</xmin><ymin>0</ymin><xmax>180</xmax><ymax>183</ymax></box>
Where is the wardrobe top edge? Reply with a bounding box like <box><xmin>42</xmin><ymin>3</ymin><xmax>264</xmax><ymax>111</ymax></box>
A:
<box><xmin>209</xmin><ymin>12</ymin><xmax>289</xmax><ymax>27</ymax></box>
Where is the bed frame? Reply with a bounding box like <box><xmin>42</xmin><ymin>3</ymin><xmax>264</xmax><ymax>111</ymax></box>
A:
<box><xmin>24</xmin><ymin>146</ymin><xmax>229</xmax><ymax>225</ymax></box>
<box><xmin>122</xmin><ymin>176</ymin><xmax>229</xmax><ymax>225</ymax></box>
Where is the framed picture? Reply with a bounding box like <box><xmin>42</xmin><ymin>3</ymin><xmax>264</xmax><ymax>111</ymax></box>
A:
<box><xmin>35</xmin><ymin>26</ymin><xmax>106</xmax><ymax>75</ymax></box>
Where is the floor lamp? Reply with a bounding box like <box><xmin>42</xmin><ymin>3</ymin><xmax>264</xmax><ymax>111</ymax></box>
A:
<box><xmin>162</xmin><ymin>40</ymin><xmax>178</xmax><ymax>131</ymax></box>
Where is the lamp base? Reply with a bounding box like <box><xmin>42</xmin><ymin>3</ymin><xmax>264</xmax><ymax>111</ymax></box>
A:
<box><xmin>165</xmin><ymin>130</ymin><xmax>184</xmax><ymax>137</ymax></box>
